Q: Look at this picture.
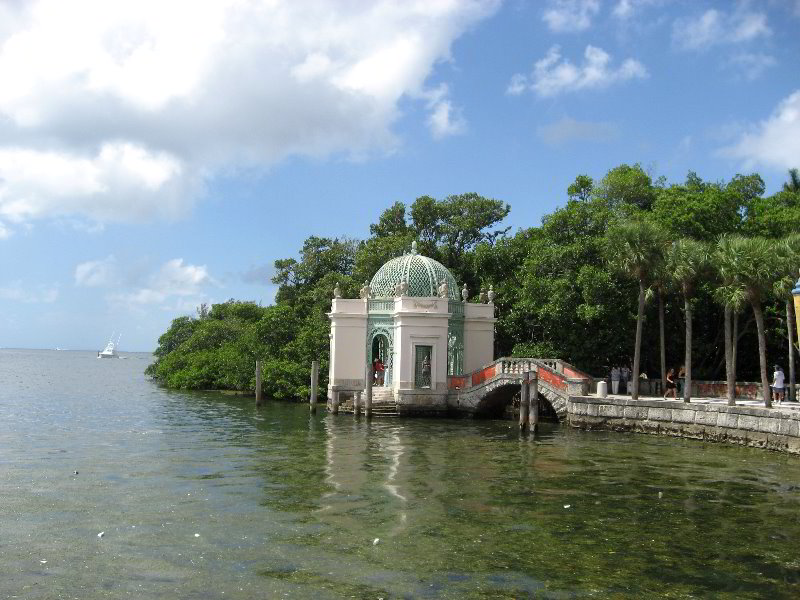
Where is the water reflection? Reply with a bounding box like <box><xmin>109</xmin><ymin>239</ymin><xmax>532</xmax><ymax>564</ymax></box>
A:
<box><xmin>1</xmin><ymin>350</ymin><xmax>799</xmax><ymax>598</ymax></box>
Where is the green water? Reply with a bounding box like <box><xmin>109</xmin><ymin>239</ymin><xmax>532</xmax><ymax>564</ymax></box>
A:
<box><xmin>1</xmin><ymin>349</ymin><xmax>799</xmax><ymax>598</ymax></box>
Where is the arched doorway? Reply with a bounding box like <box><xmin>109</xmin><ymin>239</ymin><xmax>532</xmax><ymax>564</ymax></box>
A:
<box><xmin>370</xmin><ymin>330</ymin><xmax>393</xmax><ymax>387</ymax></box>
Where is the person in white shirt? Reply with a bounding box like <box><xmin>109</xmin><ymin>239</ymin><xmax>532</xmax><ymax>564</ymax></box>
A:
<box><xmin>772</xmin><ymin>365</ymin><xmax>785</xmax><ymax>404</ymax></box>
<box><xmin>611</xmin><ymin>366</ymin><xmax>621</xmax><ymax>395</ymax></box>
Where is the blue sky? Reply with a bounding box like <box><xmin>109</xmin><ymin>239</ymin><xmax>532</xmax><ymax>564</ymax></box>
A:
<box><xmin>0</xmin><ymin>0</ymin><xmax>798</xmax><ymax>351</ymax></box>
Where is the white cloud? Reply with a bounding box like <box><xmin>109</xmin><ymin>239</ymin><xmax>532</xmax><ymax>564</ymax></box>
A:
<box><xmin>0</xmin><ymin>143</ymin><xmax>189</xmax><ymax>224</ymax></box>
<box><xmin>612</xmin><ymin>0</ymin><xmax>665</xmax><ymax>20</ymax></box>
<box><xmin>0</xmin><ymin>281</ymin><xmax>59</xmax><ymax>303</ymax></box>
<box><xmin>672</xmin><ymin>7</ymin><xmax>770</xmax><ymax>51</ymax></box>
<box><xmin>0</xmin><ymin>0</ymin><xmax>499</xmax><ymax>234</ymax></box>
<box><xmin>727</xmin><ymin>52</ymin><xmax>776</xmax><ymax>81</ymax></box>
<box><xmin>110</xmin><ymin>258</ymin><xmax>214</xmax><ymax>309</ymax></box>
<box><xmin>721</xmin><ymin>90</ymin><xmax>800</xmax><ymax>171</ymax></box>
<box><xmin>75</xmin><ymin>255</ymin><xmax>118</xmax><ymax>287</ymax></box>
<box><xmin>537</xmin><ymin>117</ymin><xmax>618</xmax><ymax>145</ymax></box>
<box><xmin>428</xmin><ymin>100</ymin><xmax>466</xmax><ymax>138</ymax></box>
<box><xmin>423</xmin><ymin>84</ymin><xmax>466</xmax><ymax>139</ymax></box>
<box><xmin>542</xmin><ymin>0</ymin><xmax>600</xmax><ymax>33</ymax></box>
<box><xmin>506</xmin><ymin>74</ymin><xmax>528</xmax><ymax>96</ymax></box>
<box><xmin>613</xmin><ymin>0</ymin><xmax>635</xmax><ymax>19</ymax></box>
<box><xmin>509</xmin><ymin>45</ymin><xmax>647</xmax><ymax>98</ymax></box>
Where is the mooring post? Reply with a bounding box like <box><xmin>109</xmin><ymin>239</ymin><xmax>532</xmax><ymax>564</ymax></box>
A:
<box><xmin>255</xmin><ymin>360</ymin><xmax>263</xmax><ymax>408</ymax></box>
<box><xmin>309</xmin><ymin>360</ymin><xmax>319</xmax><ymax>414</ymax></box>
<box><xmin>365</xmin><ymin>364</ymin><xmax>373</xmax><ymax>418</ymax></box>
<box><xmin>354</xmin><ymin>391</ymin><xmax>362</xmax><ymax>416</ymax></box>
<box><xmin>529</xmin><ymin>372</ymin><xmax>539</xmax><ymax>431</ymax></box>
<box><xmin>519</xmin><ymin>371</ymin><xmax>530</xmax><ymax>430</ymax></box>
<box><xmin>331</xmin><ymin>390</ymin><xmax>339</xmax><ymax>415</ymax></box>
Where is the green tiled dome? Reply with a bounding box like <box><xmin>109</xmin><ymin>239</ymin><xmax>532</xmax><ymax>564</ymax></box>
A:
<box><xmin>370</xmin><ymin>241</ymin><xmax>459</xmax><ymax>301</ymax></box>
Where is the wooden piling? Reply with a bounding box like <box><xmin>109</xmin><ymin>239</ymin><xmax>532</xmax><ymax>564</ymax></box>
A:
<box><xmin>354</xmin><ymin>391</ymin><xmax>362</xmax><ymax>416</ymax></box>
<box><xmin>365</xmin><ymin>364</ymin><xmax>373</xmax><ymax>418</ymax></box>
<box><xmin>331</xmin><ymin>390</ymin><xmax>339</xmax><ymax>415</ymax></box>
<box><xmin>519</xmin><ymin>371</ymin><xmax>529</xmax><ymax>430</ymax></box>
<box><xmin>309</xmin><ymin>360</ymin><xmax>319</xmax><ymax>414</ymax></box>
<box><xmin>255</xmin><ymin>360</ymin><xmax>263</xmax><ymax>408</ymax></box>
<box><xmin>529</xmin><ymin>373</ymin><xmax>539</xmax><ymax>431</ymax></box>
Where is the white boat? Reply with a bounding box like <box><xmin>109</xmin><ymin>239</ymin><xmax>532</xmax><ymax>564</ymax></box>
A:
<box><xmin>98</xmin><ymin>333</ymin><xmax>120</xmax><ymax>358</ymax></box>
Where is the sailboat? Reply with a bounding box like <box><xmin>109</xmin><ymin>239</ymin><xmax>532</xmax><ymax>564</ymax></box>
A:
<box><xmin>98</xmin><ymin>333</ymin><xmax>121</xmax><ymax>358</ymax></box>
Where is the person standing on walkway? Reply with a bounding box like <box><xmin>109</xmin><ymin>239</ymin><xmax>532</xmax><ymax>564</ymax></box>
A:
<box><xmin>374</xmin><ymin>357</ymin><xmax>385</xmax><ymax>386</ymax></box>
<box><xmin>664</xmin><ymin>368</ymin><xmax>677</xmax><ymax>399</ymax></box>
<box><xmin>772</xmin><ymin>365</ymin><xmax>785</xmax><ymax>404</ymax></box>
<box><xmin>611</xmin><ymin>366</ymin><xmax>621</xmax><ymax>395</ymax></box>
<box><xmin>677</xmin><ymin>366</ymin><xmax>686</xmax><ymax>397</ymax></box>
<box><xmin>621</xmin><ymin>365</ymin><xmax>631</xmax><ymax>395</ymax></box>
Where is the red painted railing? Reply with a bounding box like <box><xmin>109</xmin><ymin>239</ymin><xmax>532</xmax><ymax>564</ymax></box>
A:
<box><xmin>538</xmin><ymin>367</ymin><xmax>567</xmax><ymax>390</ymax></box>
<box><xmin>448</xmin><ymin>375</ymin><xmax>468</xmax><ymax>390</ymax></box>
<box><xmin>446</xmin><ymin>357</ymin><xmax>589</xmax><ymax>393</ymax></box>
<box><xmin>472</xmin><ymin>365</ymin><xmax>497</xmax><ymax>386</ymax></box>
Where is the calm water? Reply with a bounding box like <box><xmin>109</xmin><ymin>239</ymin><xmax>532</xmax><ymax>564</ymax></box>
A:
<box><xmin>1</xmin><ymin>349</ymin><xmax>799</xmax><ymax>599</ymax></box>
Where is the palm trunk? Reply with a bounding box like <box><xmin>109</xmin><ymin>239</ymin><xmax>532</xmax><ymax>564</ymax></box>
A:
<box><xmin>684</xmin><ymin>296</ymin><xmax>692</xmax><ymax>403</ymax></box>
<box><xmin>788</xmin><ymin>299</ymin><xmax>796</xmax><ymax>403</ymax></box>
<box><xmin>732</xmin><ymin>311</ymin><xmax>739</xmax><ymax>381</ymax></box>
<box><xmin>724</xmin><ymin>305</ymin><xmax>735</xmax><ymax>405</ymax></box>
<box><xmin>659</xmin><ymin>292</ymin><xmax>666</xmax><ymax>392</ymax></box>
<box><xmin>632</xmin><ymin>279</ymin><xmax>645</xmax><ymax>400</ymax></box>
<box><xmin>752</xmin><ymin>301</ymin><xmax>771</xmax><ymax>408</ymax></box>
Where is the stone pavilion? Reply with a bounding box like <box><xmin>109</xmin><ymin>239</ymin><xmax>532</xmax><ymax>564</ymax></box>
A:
<box><xmin>327</xmin><ymin>241</ymin><xmax>496</xmax><ymax>413</ymax></box>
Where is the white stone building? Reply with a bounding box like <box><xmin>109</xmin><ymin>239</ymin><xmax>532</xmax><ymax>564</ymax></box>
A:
<box><xmin>327</xmin><ymin>242</ymin><xmax>496</xmax><ymax>414</ymax></box>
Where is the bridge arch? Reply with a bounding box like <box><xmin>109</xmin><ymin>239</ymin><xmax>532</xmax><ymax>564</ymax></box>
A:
<box><xmin>471</xmin><ymin>382</ymin><xmax>560</xmax><ymax>421</ymax></box>
<box><xmin>448</xmin><ymin>357</ymin><xmax>589</xmax><ymax>422</ymax></box>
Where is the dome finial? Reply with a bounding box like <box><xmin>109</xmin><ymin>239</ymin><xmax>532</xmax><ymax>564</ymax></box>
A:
<box><xmin>410</xmin><ymin>240</ymin><xmax>418</xmax><ymax>255</ymax></box>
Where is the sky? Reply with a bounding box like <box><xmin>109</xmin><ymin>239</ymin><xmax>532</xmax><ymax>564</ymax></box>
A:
<box><xmin>0</xmin><ymin>0</ymin><xmax>798</xmax><ymax>352</ymax></box>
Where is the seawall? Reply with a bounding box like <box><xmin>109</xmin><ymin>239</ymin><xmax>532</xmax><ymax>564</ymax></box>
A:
<box><xmin>568</xmin><ymin>396</ymin><xmax>800</xmax><ymax>454</ymax></box>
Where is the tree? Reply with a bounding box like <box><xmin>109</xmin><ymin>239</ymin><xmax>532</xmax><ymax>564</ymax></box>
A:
<box><xmin>774</xmin><ymin>235</ymin><xmax>800</xmax><ymax>402</ymax></box>
<box><xmin>669</xmin><ymin>239</ymin><xmax>710</xmax><ymax>402</ymax></box>
<box><xmin>567</xmin><ymin>175</ymin><xmax>593</xmax><ymax>202</ymax></box>
<box><xmin>409</xmin><ymin>193</ymin><xmax>510</xmax><ymax>272</ymax></box>
<box><xmin>606</xmin><ymin>219</ymin><xmax>668</xmax><ymax>399</ymax></box>
<box><xmin>506</xmin><ymin>197</ymin><xmax>633</xmax><ymax>374</ymax></box>
<box><xmin>713</xmin><ymin>236</ymin><xmax>748</xmax><ymax>405</ymax></box>
<box><xmin>594</xmin><ymin>164</ymin><xmax>660</xmax><ymax>211</ymax></box>
<box><xmin>650</xmin><ymin>260</ymin><xmax>672</xmax><ymax>392</ymax></box>
<box><xmin>783</xmin><ymin>168</ymin><xmax>800</xmax><ymax>193</ymax></box>
<box><xmin>717</xmin><ymin>236</ymin><xmax>780</xmax><ymax>407</ymax></box>
<box><xmin>744</xmin><ymin>189</ymin><xmax>800</xmax><ymax>238</ymax></box>
<box><xmin>370</xmin><ymin>201</ymin><xmax>409</xmax><ymax>238</ymax></box>
<box><xmin>652</xmin><ymin>173</ymin><xmax>757</xmax><ymax>241</ymax></box>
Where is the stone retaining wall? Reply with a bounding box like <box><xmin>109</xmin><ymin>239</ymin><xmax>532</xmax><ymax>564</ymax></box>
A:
<box><xmin>569</xmin><ymin>396</ymin><xmax>800</xmax><ymax>454</ymax></box>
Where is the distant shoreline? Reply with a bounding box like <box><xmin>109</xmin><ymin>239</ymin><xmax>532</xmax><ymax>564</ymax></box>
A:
<box><xmin>0</xmin><ymin>347</ymin><xmax>155</xmax><ymax>354</ymax></box>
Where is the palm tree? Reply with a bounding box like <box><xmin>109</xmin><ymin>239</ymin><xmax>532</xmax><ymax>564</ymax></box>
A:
<box><xmin>783</xmin><ymin>168</ymin><xmax>800</xmax><ymax>193</ymax></box>
<box><xmin>713</xmin><ymin>236</ymin><xmax>747</xmax><ymax>405</ymax></box>
<box><xmin>650</xmin><ymin>263</ymin><xmax>672</xmax><ymax>393</ymax></box>
<box><xmin>774</xmin><ymin>234</ymin><xmax>800</xmax><ymax>402</ymax></box>
<box><xmin>718</xmin><ymin>236</ymin><xmax>781</xmax><ymax>407</ymax></box>
<box><xmin>669</xmin><ymin>239</ymin><xmax>710</xmax><ymax>403</ymax></box>
<box><xmin>607</xmin><ymin>219</ymin><xmax>668</xmax><ymax>400</ymax></box>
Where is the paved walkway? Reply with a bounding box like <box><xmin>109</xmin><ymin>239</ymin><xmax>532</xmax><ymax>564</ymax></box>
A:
<box><xmin>599</xmin><ymin>394</ymin><xmax>800</xmax><ymax>415</ymax></box>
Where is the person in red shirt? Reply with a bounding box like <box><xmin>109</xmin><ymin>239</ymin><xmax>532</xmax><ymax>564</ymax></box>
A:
<box><xmin>373</xmin><ymin>357</ymin><xmax>385</xmax><ymax>386</ymax></box>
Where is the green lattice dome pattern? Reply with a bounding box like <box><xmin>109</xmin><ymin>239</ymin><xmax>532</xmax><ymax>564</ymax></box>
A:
<box><xmin>370</xmin><ymin>243</ymin><xmax>459</xmax><ymax>301</ymax></box>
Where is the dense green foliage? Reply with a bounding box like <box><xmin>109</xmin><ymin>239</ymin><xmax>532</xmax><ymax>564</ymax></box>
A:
<box><xmin>147</xmin><ymin>167</ymin><xmax>800</xmax><ymax>400</ymax></box>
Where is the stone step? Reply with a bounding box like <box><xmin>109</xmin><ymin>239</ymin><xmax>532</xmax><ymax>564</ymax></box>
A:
<box><xmin>336</xmin><ymin>399</ymin><xmax>399</xmax><ymax>417</ymax></box>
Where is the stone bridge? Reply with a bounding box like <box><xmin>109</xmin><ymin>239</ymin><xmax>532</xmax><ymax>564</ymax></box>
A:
<box><xmin>447</xmin><ymin>357</ymin><xmax>594</xmax><ymax>420</ymax></box>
